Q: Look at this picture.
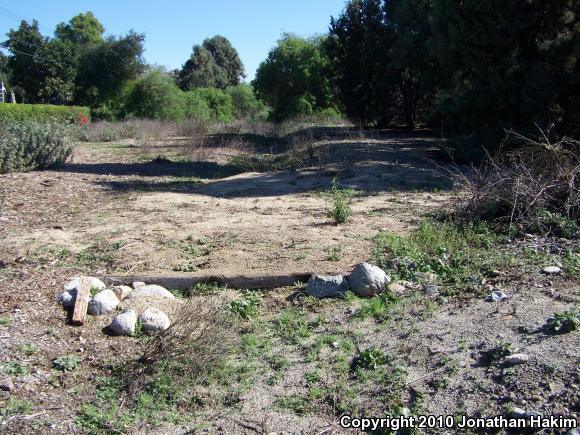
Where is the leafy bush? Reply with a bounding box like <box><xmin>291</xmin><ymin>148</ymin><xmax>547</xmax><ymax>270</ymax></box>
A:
<box><xmin>123</xmin><ymin>70</ymin><xmax>187</xmax><ymax>121</ymax></box>
<box><xmin>329</xmin><ymin>177</ymin><xmax>352</xmax><ymax>224</ymax></box>
<box><xmin>183</xmin><ymin>91</ymin><xmax>212</xmax><ymax>121</ymax></box>
<box><xmin>226</xmin><ymin>84</ymin><xmax>268</xmax><ymax>120</ymax></box>
<box><xmin>0</xmin><ymin>121</ymin><xmax>73</xmax><ymax>173</ymax></box>
<box><xmin>351</xmin><ymin>348</ymin><xmax>388</xmax><ymax>371</ymax></box>
<box><xmin>228</xmin><ymin>291</ymin><xmax>262</xmax><ymax>319</ymax></box>
<box><xmin>188</xmin><ymin>88</ymin><xmax>234</xmax><ymax>122</ymax></box>
<box><xmin>0</xmin><ymin>103</ymin><xmax>89</xmax><ymax>124</ymax></box>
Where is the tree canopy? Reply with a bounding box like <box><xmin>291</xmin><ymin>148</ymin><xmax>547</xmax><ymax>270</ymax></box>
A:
<box><xmin>178</xmin><ymin>35</ymin><xmax>245</xmax><ymax>90</ymax></box>
<box><xmin>55</xmin><ymin>12</ymin><xmax>104</xmax><ymax>45</ymax></box>
<box><xmin>252</xmin><ymin>33</ymin><xmax>337</xmax><ymax>121</ymax></box>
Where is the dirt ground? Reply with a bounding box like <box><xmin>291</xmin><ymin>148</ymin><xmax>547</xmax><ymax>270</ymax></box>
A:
<box><xmin>0</xmin><ymin>129</ymin><xmax>578</xmax><ymax>434</ymax></box>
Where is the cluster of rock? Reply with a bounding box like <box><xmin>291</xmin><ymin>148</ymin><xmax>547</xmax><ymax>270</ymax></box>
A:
<box><xmin>307</xmin><ymin>262</ymin><xmax>416</xmax><ymax>299</ymax></box>
<box><xmin>59</xmin><ymin>279</ymin><xmax>174</xmax><ymax>336</ymax></box>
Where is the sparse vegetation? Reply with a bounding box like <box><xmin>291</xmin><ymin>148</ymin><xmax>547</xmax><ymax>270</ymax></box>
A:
<box><xmin>328</xmin><ymin>177</ymin><xmax>352</xmax><ymax>224</ymax></box>
<box><xmin>545</xmin><ymin>308</ymin><xmax>579</xmax><ymax>334</ymax></box>
<box><xmin>52</xmin><ymin>355</ymin><xmax>81</xmax><ymax>372</ymax></box>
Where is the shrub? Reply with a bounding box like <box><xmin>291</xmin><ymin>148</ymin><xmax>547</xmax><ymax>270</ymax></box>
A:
<box><xmin>188</xmin><ymin>88</ymin><xmax>234</xmax><ymax>122</ymax></box>
<box><xmin>329</xmin><ymin>177</ymin><xmax>352</xmax><ymax>224</ymax></box>
<box><xmin>454</xmin><ymin>129</ymin><xmax>579</xmax><ymax>237</ymax></box>
<box><xmin>226</xmin><ymin>84</ymin><xmax>268</xmax><ymax>120</ymax></box>
<box><xmin>123</xmin><ymin>70</ymin><xmax>186</xmax><ymax>121</ymax></box>
<box><xmin>0</xmin><ymin>121</ymin><xmax>73</xmax><ymax>173</ymax></box>
<box><xmin>75</xmin><ymin>120</ymin><xmax>138</xmax><ymax>142</ymax></box>
<box><xmin>0</xmin><ymin>103</ymin><xmax>90</xmax><ymax>124</ymax></box>
<box><xmin>183</xmin><ymin>91</ymin><xmax>212</xmax><ymax>121</ymax></box>
<box><xmin>52</xmin><ymin>355</ymin><xmax>81</xmax><ymax>372</ymax></box>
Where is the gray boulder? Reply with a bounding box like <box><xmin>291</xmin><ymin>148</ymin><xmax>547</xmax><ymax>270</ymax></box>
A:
<box><xmin>132</xmin><ymin>281</ymin><xmax>146</xmax><ymax>289</ymax></box>
<box><xmin>59</xmin><ymin>290</ymin><xmax>85</xmax><ymax>308</ymax></box>
<box><xmin>139</xmin><ymin>308</ymin><xmax>171</xmax><ymax>332</ymax></box>
<box><xmin>127</xmin><ymin>285</ymin><xmax>175</xmax><ymax>300</ymax></box>
<box><xmin>109</xmin><ymin>309</ymin><xmax>137</xmax><ymax>336</ymax></box>
<box><xmin>88</xmin><ymin>289</ymin><xmax>120</xmax><ymax>315</ymax></box>
<box><xmin>307</xmin><ymin>274</ymin><xmax>348</xmax><ymax>298</ymax></box>
<box><xmin>348</xmin><ymin>262</ymin><xmax>391</xmax><ymax>297</ymax></box>
<box><xmin>64</xmin><ymin>277</ymin><xmax>106</xmax><ymax>292</ymax></box>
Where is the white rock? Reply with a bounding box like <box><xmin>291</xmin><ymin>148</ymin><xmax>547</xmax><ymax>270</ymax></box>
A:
<box><xmin>387</xmin><ymin>282</ymin><xmax>407</xmax><ymax>295</ymax></box>
<box><xmin>132</xmin><ymin>281</ymin><xmax>146</xmax><ymax>289</ymax></box>
<box><xmin>64</xmin><ymin>277</ymin><xmax>106</xmax><ymax>292</ymax></box>
<box><xmin>504</xmin><ymin>353</ymin><xmax>530</xmax><ymax>365</ymax></box>
<box><xmin>127</xmin><ymin>285</ymin><xmax>176</xmax><ymax>300</ymax></box>
<box><xmin>348</xmin><ymin>262</ymin><xmax>391</xmax><ymax>297</ymax></box>
<box><xmin>542</xmin><ymin>266</ymin><xmax>561</xmax><ymax>275</ymax></box>
<box><xmin>491</xmin><ymin>290</ymin><xmax>508</xmax><ymax>301</ymax></box>
<box><xmin>111</xmin><ymin>285</ymin><xmax>133</xmax><ymax>300</ymax></box>
<box><xmin>109</xmin><ymin>309</ymin><xmax>137</xmax><ymax>336</ymax></box>
<box><xmin>139</xmin><ymin>307</ymin><xmax>170</xmax><ymax>332</ymax></box>
<box><xmin>88</xmin><ymin>289</ymin><xmax>120</xmax><ymax>315</ymax></box>
<box><xmin>307</xmin><ymin>274</ymin><xmax>348</xmax><ymax>298</ymax></box>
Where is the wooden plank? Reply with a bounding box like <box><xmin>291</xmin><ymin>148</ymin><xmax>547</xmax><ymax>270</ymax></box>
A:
<box><xmin>71</xmin><ymin>276</ymin><xmax>91</xmax><ymax>326</ymax></box>
<box><xmin>104</xmin><ymin>272</ymin><xmax>347</xmax><ymax>291</ymax></box>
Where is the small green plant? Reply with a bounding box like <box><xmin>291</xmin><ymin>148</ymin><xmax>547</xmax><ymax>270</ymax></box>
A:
<box><xmin>0</xmin><ymin>361</ymin><xmax>28</xmax><ymax>375</ymax></box>
<box><xmin>491</xmin><ymin>339</ymin><xmax>512</xmax><ymax>359</ymax></box>
<box><xmin>228</xmin><ymin>291</ymin><xmax>262</xmax><ymax>320</ymax></box>
<box><xmin>351</xmin><ymin>348</ymin><xmax>388</xmax><ymax>371</ymax></box>
<box><xmin>328</xmin><ymin>178</ymin><xmax>352</xmax><ymax>224</ymax></box>
<box><xmin>545</xmin><ymin>308</ymin><xmax>579</xmax><ymax>333</ymax></box>
<box><xmin>326</xmin><ymin>246</ymin><xmax>342</xmax><ymax>261</ymax></box>
<box><xmin>52</xmin><ymin>355</ymin><xmax>81</xmax><ymax>372</ymax></box>
<box><xmin>18</xmin><ymin>344</ymin><xmax>38</xmax><ymax>355</ymax></box>
<box><xmin>0</xmin><ymin>316</ymin><xmax>13</xmax><ymax>326</ymax></box>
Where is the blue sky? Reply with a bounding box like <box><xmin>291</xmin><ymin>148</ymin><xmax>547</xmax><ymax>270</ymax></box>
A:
<box><xmin>0</xmin><ymin>0</ymin><xmax>346</xmax><ymax>80</ymax></box>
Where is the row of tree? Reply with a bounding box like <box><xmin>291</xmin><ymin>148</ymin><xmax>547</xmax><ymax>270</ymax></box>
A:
<box><xmin>2</xmin><ymin>2</ymin><xmax>578</xmax><ymax>144</ymax></box>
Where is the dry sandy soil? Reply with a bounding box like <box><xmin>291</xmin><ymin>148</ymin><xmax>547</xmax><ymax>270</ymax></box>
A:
<box><xmin>0</xmin><ymin>128</ymin><xmax>578</xmax><ymax>434</ymax></box>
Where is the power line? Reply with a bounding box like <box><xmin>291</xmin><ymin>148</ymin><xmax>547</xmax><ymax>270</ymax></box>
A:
<box><xmin>0</xmin><ymin>4</ymin><xmax>54</xmax><ymax>34</ymax></box>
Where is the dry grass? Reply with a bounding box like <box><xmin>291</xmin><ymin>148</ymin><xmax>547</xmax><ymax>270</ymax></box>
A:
<box><xmin>452</xmin><ymin>128</ymin><xmax>579</xmax><ymax>236</ymax></box>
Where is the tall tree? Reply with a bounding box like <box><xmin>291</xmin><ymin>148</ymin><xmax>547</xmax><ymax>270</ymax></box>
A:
<box><xmin>0</xmin><ymin>52</ymin><xmax>11</xmax><ymax>87</ymax></box>
<box><xmin>55</xmin><ymin>12</ymin><xmax>104</xmax><ymax>45</ymax></box>
<box><xmin>431</xmin><ymin>0</ymin><xmax>579</xmax><ymax>138</ymax></box>
<box><xmin>253</xmin><ymin>33</ymin><xmax>336</xmax><ymax>120</ymax></box>
<box><xmin>178</xmin><ymin>35</ymin><xmax>244</xmax><ymax>90</ymax></box>
<box><xmin>3</xmin><ymin>20</ymin><xmax>47</xmax><ymax>102</ymax></box>
<box><xmin>74</xmin><ymin>31</ymin><xmax>145</xmax><ymax>107</ymax></box>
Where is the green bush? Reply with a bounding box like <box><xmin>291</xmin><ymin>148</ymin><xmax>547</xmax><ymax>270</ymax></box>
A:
<box><xmin>226</xmin><ymin>84</ymin><xmax>268</xmax><ymax>120</ymax></box>
<box><xmin>0</xmin><ymin>103</ymin><xmax>90</xmax><ymax>124</ymax></box>
<box><xmin>188</xmin><ymin>88</ymin><xmax>234</xmax><ymax>122</ymax></box>
<box><xmin>183</xmin><ymin>91</ymin><xmax>212</xmax><ymax>121</ymax></box>
<box><xmin>0</xmin><ymin>121</ymin><xmax>73</xmax><ymax>173</ymax></box>
<box><xmin>123</xmin><ymin>70</ymin><xmax>186</xmax><ymax>121</ymax></box>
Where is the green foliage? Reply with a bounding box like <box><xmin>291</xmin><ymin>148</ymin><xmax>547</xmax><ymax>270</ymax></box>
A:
<box><xmin>188</xmin><ymin>87</ymin><xmax>234</xmax><ymax>122</ymax></box>
<box><xmin>0</xmin><ymin>121</ymin><xmax>73</xmax><ymax>173</ymax></box>
<box><xmin>52</xmin><ymin>355</ymin><xmax>81</xmax><ymax>372</ymax></box>
<box><xmin>355</xmin><ymin>292</ymin><xmax>400</xmax><ymax>321</ymax></box>
<box><xmin>178</xmin><ymin>35</ymin><xmax>244</xmax><ymax>90</ymax></box>
<box><xmin>55</xmin><ymin>12</ymin><xmax>104</xmax><ymax>45</ymax></box>
<box><xmin>228</xmin><ymin>291</ymin><xmax>262</xmax><ymax>320</ymax></box>
<box><xmin>0</xmin><ymin>360</ymin><xmax>28</xmax><ymax>375</ymax></box>
<box><xmin>373</xmin><ymin>220</ymin><xmax>501</xmax><ymax>288</ymax></box>
<box><xmin>530</xmin><ymin>210</ymin><xmax>579</xmax><ymax>240</ymax></box>
<box><xmin>0</xmin><ymin>316</ymin><xmax>13</xmax><ymax>326</ymax></box>
<box><xmin>253</xmin><ymin>33</ymin><xmax>338</xmax><ymax>121</ymax></box>
<box><xmin>545</xmin><ymin>308</ymin><xmax>579</xmax><ymax>334</ymax></box>
<box><xmin>351</xmin><ymin>348</ymin><xmax>388</xmax><ymax>371</ymax></box>
<box><xmin>227</xmin><ymin>84</ymin><xmax>268</xmax><ymax>120</ymax></box>
<box><xmin>123</xmin><ymin>69</ymin><xmax>187</xmax><ymax>121</ymax></box>
<box><xmin>0</xmin><ymin>103</ymin><xmax>89</xmax><ymax>123</ymax></box>
<box><xmin>328</xmin><ymin>177</ymin><xmax>352</xmax><ymax>224</ymax></box>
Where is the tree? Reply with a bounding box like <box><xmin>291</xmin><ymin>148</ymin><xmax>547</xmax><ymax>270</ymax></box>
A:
<box><xmin>37</xmin><ymin>39</ymin><xmax>79</xmax><ymax>104</ymax></box>
<box><xmin>75</xmin><ymin>31</ymin><xmax>145</xmax><ymax>107</ymax></box>
<box><xmin>253</xmin><ymin>33</ymin><xmax>336</xmax><ymax>121</ymax></box>
<box><xmin>3</xmin><ymin>20</ymin><xmax>47</xmax><ymax>102</ymax></box>
<box><xmin>123</xmin><ymin>69</ymin><xmax>186</xmax><ymax>120</ymax></box>
<box><xmin>431</xmin><ymin>0</ymin><xmax>579</xmax><ymax>139</ymax></box>
<box><xmin>178</xmin><ymin>35</ymin><xmax>244</xmax><ymax>90</ymax></box>
<box><xmin>0</xmin><ymin>52</ymin><xmax>11</xmax><ymax>87</ymax></box>
<box><xmin>55</xmin><ymin>12</ymin><xmax>104</xmax><ymax>45</ymax></box>
<box><xmin>227</xmin><ymin>84</ymin><xmax>267</xmax><ymax>120</ymax></box>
